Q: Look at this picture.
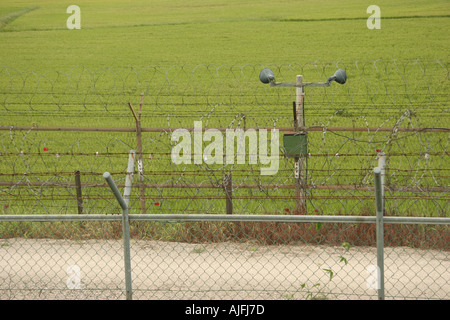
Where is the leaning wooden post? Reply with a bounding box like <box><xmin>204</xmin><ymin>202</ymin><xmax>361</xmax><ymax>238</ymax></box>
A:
<box><xmin>128</xmin><ymin>93</ymin><xmax>146</xmax><ymax>214</ymax></box>
<box><xmin>294</xmin><ymin>75</ymin><xmax>307</xmax><ymax>214</ymax></box>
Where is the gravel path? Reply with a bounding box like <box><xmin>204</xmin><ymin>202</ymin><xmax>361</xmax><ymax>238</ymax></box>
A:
<box><xmin>0</xmin><ymin>238</ymin><xmax>448</xmax><ymax>300</ymax></box>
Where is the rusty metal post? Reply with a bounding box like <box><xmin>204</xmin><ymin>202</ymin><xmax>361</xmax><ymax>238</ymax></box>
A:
<box><xmin>74</xmin><ymin>170</ymin><xmax>83</xmax><ymax>214</ymax></box>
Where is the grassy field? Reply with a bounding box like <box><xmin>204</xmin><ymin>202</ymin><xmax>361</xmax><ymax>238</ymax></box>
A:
<box><xmin>0</xmin><ymin>0</ymin><xmax>449</xmax><ymax>71</ymax></box>
<box><xmin>0</xmin><ymin>0</ymin><xmax>448</xmax><ymax>220</ymax></box>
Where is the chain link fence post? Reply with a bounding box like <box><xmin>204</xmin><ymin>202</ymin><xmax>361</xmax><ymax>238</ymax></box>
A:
<box><xmin>374</xmin><ymin>167</ymin><xmax>385</xmax><ymax>300</ymax></box>
<box><xmin>103</xmin><ymin>171</ymin><xmax>133</xmax><ymax>300</ymax></box>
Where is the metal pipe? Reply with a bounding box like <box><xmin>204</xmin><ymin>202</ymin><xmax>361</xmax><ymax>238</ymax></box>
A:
<box><xmin>374</xmin><ymin>167</ymin><xmax>385</xmax><ymax>300</ymax></box>
<box><xmin>0</xmin><ymin>214</ymin><xmax>122</xmax><ymax>221</ymax></box>
<box><xmin>0</xmin><ymin>214</ymin><xmax>448</xmax><ymax>224</ymax></box>
<box><xmin>103</xmin><ymin>172</ymin><xmax>127</xmax><ymax>211</ymax></box>
<box><xmin>270</xmin><ymin>81</ymin><xmax>331</xmax><ymax>87</ymax></box>
<box><xmin>129</xmin><ymin>214</ymin><xmax>377</xmax><ymax>223</ymax></box>
<box><xmin>103</xmin><ymin>172</ymin><xmax>133</xmax><ymax>300</ymax></box>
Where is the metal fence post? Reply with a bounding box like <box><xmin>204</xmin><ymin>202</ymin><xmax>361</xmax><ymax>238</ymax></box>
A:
<box><xmin>103</xmin><ymin>171</ymin><xmax>133</xmax><ymax>300</ymax></box>
<box><xmin>374</xmin><ymin>167</ymin><xmax>385</xmax><ymax>300</ymax></box>
<box><xmin>124</xmin><ymin>150</ymin><xmax>136</xmax><ymax>208</ymax></box>
<box><xmin>378</xmin><ymin>152</ymin><xmax>386</xmax><ymax>214</ymax></box>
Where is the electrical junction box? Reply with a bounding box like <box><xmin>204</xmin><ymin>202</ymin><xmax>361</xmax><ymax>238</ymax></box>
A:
<box><xmin>283</xmin><ymin>132</ymin><xmax>308</xmax><ymax>157</ymax></box>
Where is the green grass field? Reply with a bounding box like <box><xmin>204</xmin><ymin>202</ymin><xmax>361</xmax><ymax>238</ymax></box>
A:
<box><xmin>0</xmin><ymin>0</ymin><xmax>449</xmax><ymax>71</ymax></box>
<box><xmin>0</xmin><ymin>0</ymin><xmax>448</xmax><ymax>220</ymax></box>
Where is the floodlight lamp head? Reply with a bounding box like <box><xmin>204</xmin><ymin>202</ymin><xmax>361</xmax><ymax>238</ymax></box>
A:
<box><xmin>259</xmin><ymin>68</ymin><xmax>347</xmax><ymax>87</ymax></box>
<box><xmin>259</xmin><ymin>68</ymin><xmax>275</xmax><ymax>84</ymax></box>
<box><xmin>327</xmin><ymin>69</ymin><xmax>347</xmax><ymax>85</ymax></box>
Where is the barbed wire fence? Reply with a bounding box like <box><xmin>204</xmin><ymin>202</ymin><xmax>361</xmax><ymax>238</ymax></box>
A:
<box><xmin>1</xmin><ymin>59</ymin><xmax>448</xmax><ymax>218</ymax></box>
<box><xmin>0</xmin><ymin>59</ymin><xmax>448</xmax><ymax>299</ymax></box>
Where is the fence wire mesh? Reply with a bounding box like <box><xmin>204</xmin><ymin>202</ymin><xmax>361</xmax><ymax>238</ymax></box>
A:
<box><xmin>0</xmin><ymin>218</ymin><xmax>448</xmax><ymax>300</ymax></box>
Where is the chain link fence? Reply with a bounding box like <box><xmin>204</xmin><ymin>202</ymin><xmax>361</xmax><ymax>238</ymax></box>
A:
<box><xmin>0</xmin><ymin>59</ymin><xmax>449</xmax><ymax>299</ymax></box>
<box><xmin>0</xmin><ymin>214</ymin><xmax>448</xmax><ymax>300</ymax></box>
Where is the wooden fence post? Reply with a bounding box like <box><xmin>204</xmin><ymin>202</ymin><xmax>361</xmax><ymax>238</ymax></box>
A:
<box><xmin>224</xmin><ymin>174</ymin><xmax>233</xmax><ymax>215</ymax></box>
<box><xmin>294</xmin><ymin>75</ymin><xmax>307</xmax><ymax>214</ymax></box>
<box><xmin>128</xmin><ymin>93</ymin><xmax>146</xmax><ymax>214</ymax></box>
<box><xmin>74</xmin><ymin>170</ymin><xmax>83</xmax><ymax>214</ymax></box>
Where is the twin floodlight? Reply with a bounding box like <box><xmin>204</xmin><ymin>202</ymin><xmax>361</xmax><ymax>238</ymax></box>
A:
<box><xmin>259</xmin><ymin>67</ymin><xmax>347</xmax><ymax>160</ymax></box>
<box><xmin>259</xmin><ymin>68</ymin><xmax>347</xmax><ymax>87</ymax></box>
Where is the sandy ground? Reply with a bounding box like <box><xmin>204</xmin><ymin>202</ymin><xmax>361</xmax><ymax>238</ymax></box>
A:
<box><xmin>0</xmin><ymin>238</ymin><xmax>448</xmax><ymax>300</ymax></box>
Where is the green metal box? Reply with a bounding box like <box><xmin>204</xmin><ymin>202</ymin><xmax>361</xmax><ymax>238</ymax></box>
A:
<box><xmin>283</xmin><ymin>132</ymin><xmax>308</xmax><ymax>157</ymax></box>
